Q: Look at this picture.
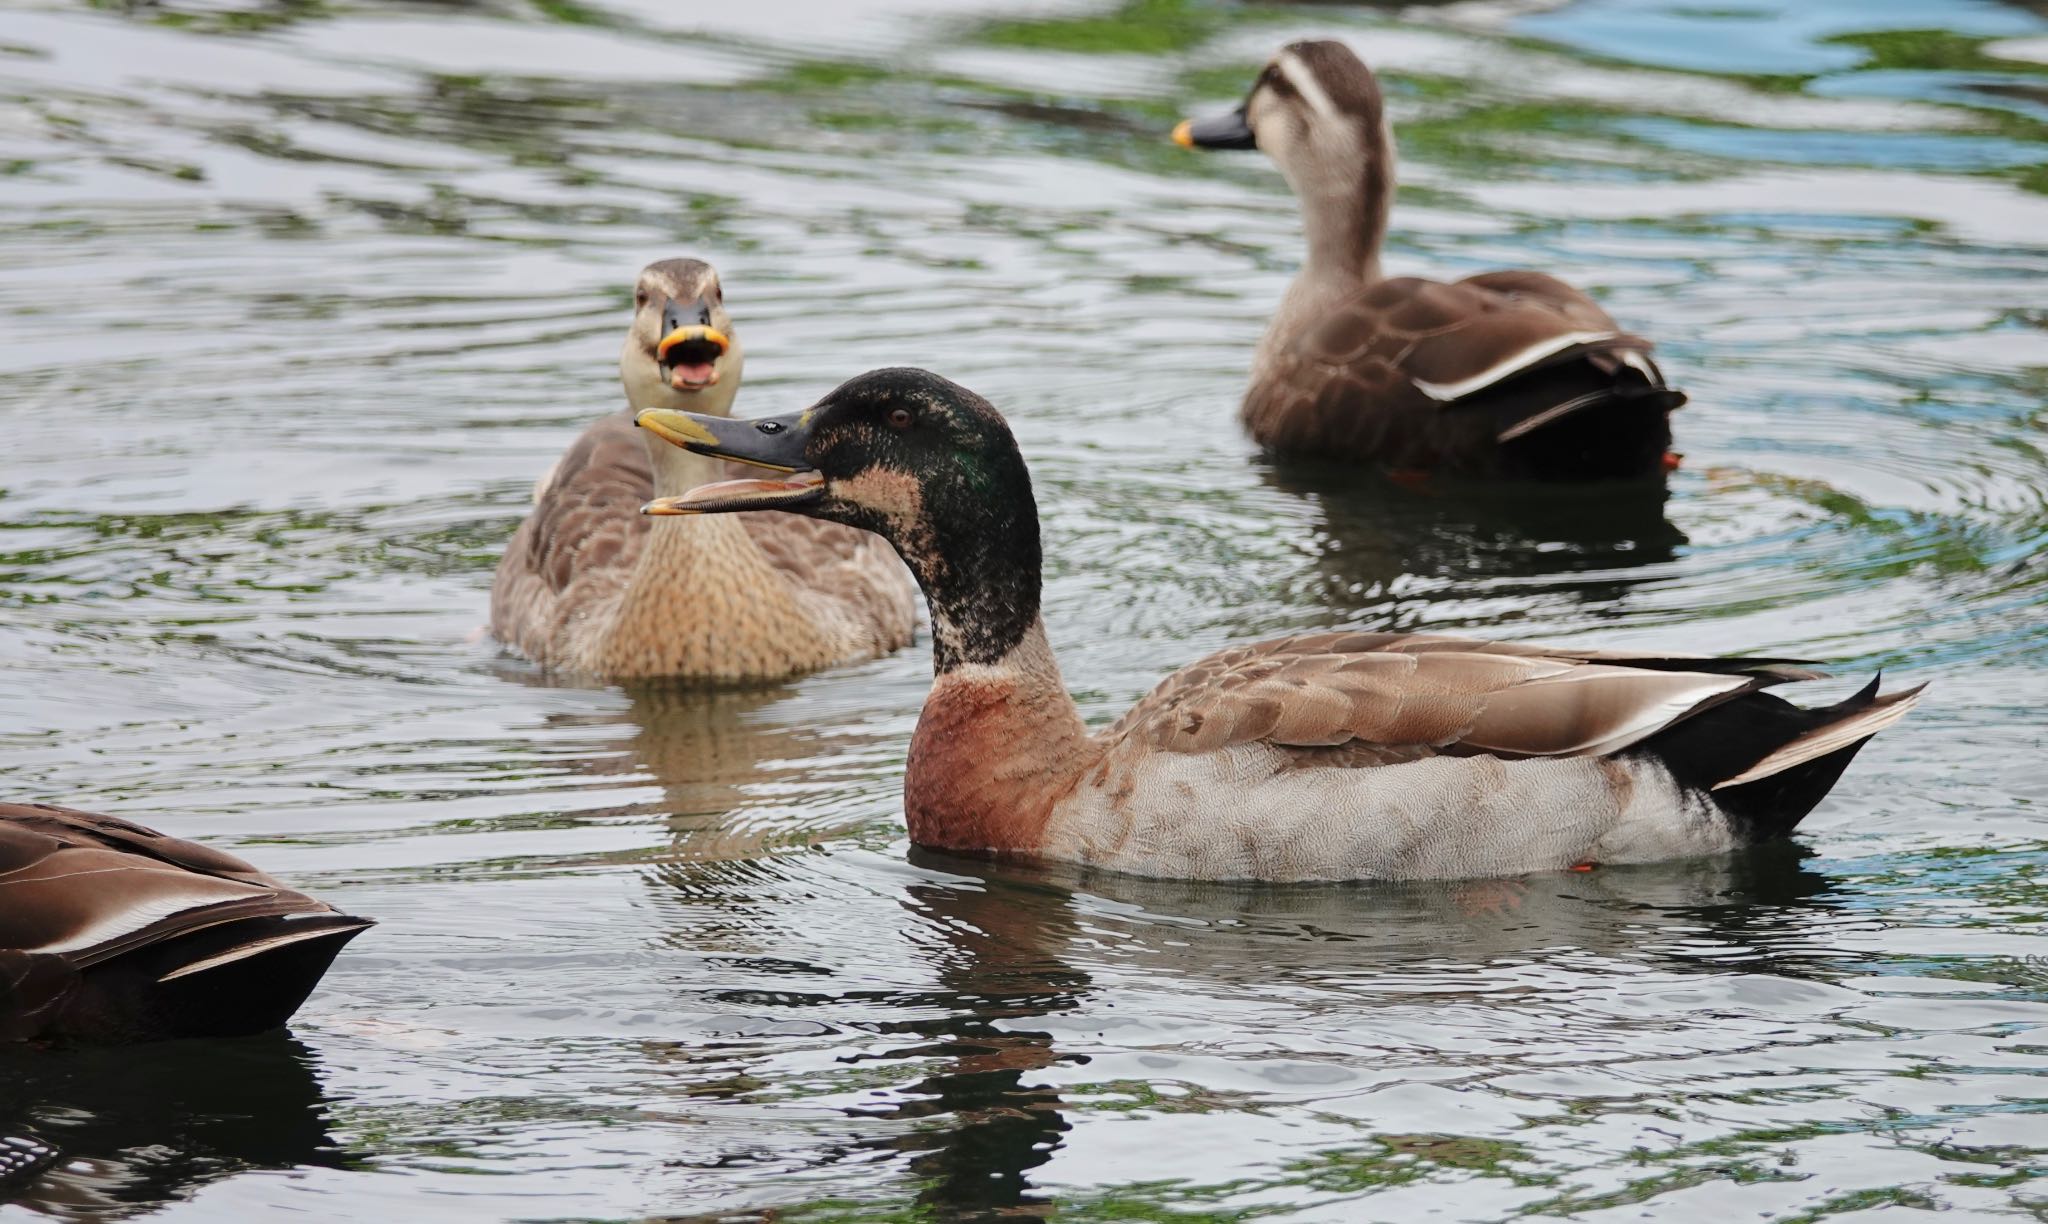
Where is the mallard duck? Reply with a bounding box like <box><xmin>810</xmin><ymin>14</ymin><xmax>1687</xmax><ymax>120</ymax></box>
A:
<box><xmin>1174</xmin><ymin>40</ymin><xmax>1685</xmax><ymax>480</ymax></box>
<box><xmin>489</xmin><ymin>258</ymin><xmax>917</xmax><ymax>682</ymax></box>
<box><xmin>633</xmin><ymin>368</ymin><xmax>1921</xmax><ymax>883</ymax></box>
<box><xmin>0</xmin><ymin>803</ymin><xmax>370</xmax><ymax>1043</ymax></box>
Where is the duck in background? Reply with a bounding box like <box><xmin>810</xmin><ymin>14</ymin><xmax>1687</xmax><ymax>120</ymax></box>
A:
<box><xmin>490</xmin><ymin>258</ymin><xmax>916</xmax><ymax>682</ymax></box>
<box><xmin>633</xmin><ymin>368</ymin><xmax>1919</xmax><ymax>883</ymax></box>
<box><xmin>1</xmin><ymin>802</ymin><xmax>370</xmax><ymax>1043</ymax></box>
<box><xmin>1175</xmin><ymin>41</ymin><xmax>1685</xmax><ymax>481</ymax></box>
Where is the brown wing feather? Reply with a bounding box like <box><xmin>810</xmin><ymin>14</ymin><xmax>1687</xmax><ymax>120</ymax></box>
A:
<box><xmin>0</xmin><ymin>803</ymin><xmax>344</xmax><ymax>967</ymax></box>
<box><xmin>1243</xmin><ymin>273</ymin><xmax>1676</xmax><ymax>474</ymax></box>
<box><xmin>490</xmin><ymin>411</ymin><xmax>652</xmax><ymax>665</ymax></box>
<box><xmin>1104</xmin><ymin>634</ymin><xmax>1802</xmax><ymax>767</ymax></box>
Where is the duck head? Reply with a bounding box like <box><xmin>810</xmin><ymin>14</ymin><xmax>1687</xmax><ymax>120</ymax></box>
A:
<box><xmin>638</xmin><ymin>368</ymin><xmax>1042</xmax><ymax>670</ymax></box>
<box><xmin>1174</xmin><ymin>40</ymin><xmax>1394</xmax><ymax>277</ymax></box>
<box><xmin>620</xmin><ymin>257</ymin><xmax>745</xmax><ymax>417</ymax></box>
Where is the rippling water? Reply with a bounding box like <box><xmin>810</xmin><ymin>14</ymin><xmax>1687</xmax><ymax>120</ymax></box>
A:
<box><xmin>2</xmin><ymin>0</ymin><xmax>2045</xmax><ymax>1217</ymax></box>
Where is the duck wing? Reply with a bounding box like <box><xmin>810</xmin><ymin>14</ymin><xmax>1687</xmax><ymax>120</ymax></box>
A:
<box><xmin>490</xmin><ymin>411</ymin><xmax>653</xmax><ymax>660</ymax></box>
<box><xmin>1</xmin><ymin>804</ymin><xmax>370</xmax><ymax>1042</ymax></box>
<box><xmin>1103</xmin><ymin>632</ymin><xmax>1821</xmax><ymax>764</ymax></box>
<box><xmin>1244</xmin><ymin>273</ymin><xmax>1681</xmax><ymax>476</ymax></box>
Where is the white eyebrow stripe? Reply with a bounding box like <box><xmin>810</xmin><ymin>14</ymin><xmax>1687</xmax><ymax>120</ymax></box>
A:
<box><xmin>1276</xmin><ymin>52</ymin><xmax>1340</xmax><ymax>124</ymax></box>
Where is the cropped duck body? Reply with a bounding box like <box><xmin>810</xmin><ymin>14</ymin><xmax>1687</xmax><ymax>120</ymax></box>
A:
<box><xmin>635</xmin><ymin>369</ymin><xmax>1922</xmax><ymax>884</ymax></box>
<box><xmin>1</xmin><ymin>803</ymin><xmax>370</xmax><ymax>1043</ymax></box>
<box><xmin>489</xmin><ymin>258</ymin><xmax>916</xmax><ymax>683</ymax></box>
<box><xmin>1177</xmin><ymin>41</ymin><xmax>1684</xmax><ymax>480</ymax></box>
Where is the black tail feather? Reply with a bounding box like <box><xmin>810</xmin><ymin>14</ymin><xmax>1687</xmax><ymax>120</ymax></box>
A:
<box><xmin>1487</xmin><ymin>356</ymin><xmax>1679</xmax><ymax>480</ymax></box>
<box><xmin>1633</xmin><ymin>673</ymin><xmax>1916</xmax><ymax>843</ymax></box>
<box><xmin>1711</xmin><ymin>735</ymin><xmax>1877</xmax><ymax>842</ymax></box>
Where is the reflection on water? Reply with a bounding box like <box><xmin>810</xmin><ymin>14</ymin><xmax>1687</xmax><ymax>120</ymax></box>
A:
<box><xmin>0</xmin><ymin>1038</ymin><xmax>347</xmax><ymax>1220</ymax></box>
<box><xmin>1</xmin><ymin>0</ymin><xmax>2045</xmax><ymax>1216</ymax></box>
<box><xmin>858</xmin><ymin>873</ymin><xmax>1084</xmax><ymax>1219</ymax></box>
<box><xmin>677</xmin><ymin>844</ymin><xmax>1859</xmax><ymax>1214</ymax></box>
<box><xmin>1263</xmin><ymin>459</ymin><xmax>1684</xmax><ymax>628</ymax></box>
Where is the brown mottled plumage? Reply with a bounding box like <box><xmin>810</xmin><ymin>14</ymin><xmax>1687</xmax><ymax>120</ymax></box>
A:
<box><xmin>488</xmin><ymin>259</ymin><xmax>917</xmax><ymax>682</ymax></box>
<box><xmin>638</xmin><ymin>369</ymin><xmax>1923</xmax><ymax>883</ymax></box>
<box><xmin>1179</xmin><ymin>41</ymin><xmax>1684</xmax><ymax>479</ymax></box>
<box><xmin>0</xmin><ymin>803</ymin><xmax>370</xmax><ymax>1043</ymax></box>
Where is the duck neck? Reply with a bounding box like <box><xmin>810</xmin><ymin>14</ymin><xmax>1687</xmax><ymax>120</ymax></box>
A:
<box><xmin>886</xmin><ymin>465</ymin><xmax>1094</xmax><ymax>853</ymax></box>
<box><xmin>1297</xmin><ymin>164</ymin><xmax>1390</xmax><ymax>285</ymax></box>
<box><xmin>1275</xmin><ymin>119</ymin><xmax>1395</xmax><ymax>318</ymax></box>
<box><xmin>906</xmin><ymin>616</ymin><xmax>1095</xmax><ymax>855</ymax></box>
<box><xmin>633</xmin><ymin>422</ymin><xmax>754</xmax><ymax>574</ymax></box>
<box><xmin>870</xmin><ymin>460</ymin><xmax>1046</xmax><ymax>675</ymax></box>
<box><xmin>646</xmin><ymin>427</ymin><xmax>730</xmax><ymax>502</ymax></box>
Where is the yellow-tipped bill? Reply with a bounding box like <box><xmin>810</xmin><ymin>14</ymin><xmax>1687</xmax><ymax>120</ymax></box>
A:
<box><xmin>636</xmin><ymin>407</ymin><xmax>721</xmax><ymax>450</ymax></box>
<box><xmin>1175</xmin><ymin>107</ymin><xmax>1256</xmax><ymax>151</ymax></box>
<box><xmin>636</xmin><ymin>406</ymin><xmax>826</xmax><ymax>515</ymax></box>
<box><xmin>656</xmin><ymin>325</ymin><xmax>731</xmax><ymax>392</ymax></box>
<box><xmin>657</xmin><ymin>324</ymin><xmax>730</xmax><ymax>364</ymax></box>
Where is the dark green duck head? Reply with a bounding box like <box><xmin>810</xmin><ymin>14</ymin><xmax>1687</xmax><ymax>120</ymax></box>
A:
<box><xmin>637</xmin><ymin>367</ymin><xmax>1042</xmax><ymax>672</ymax></box>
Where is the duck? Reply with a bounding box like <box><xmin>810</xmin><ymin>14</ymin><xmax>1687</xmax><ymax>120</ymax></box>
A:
<box><xmin>489</xmin><ymin>258</ymin><xmax>917</xmax><ymax>682</ymax></box>
<box><xmin>1173</xmin><ymin>40</ymin><xmax>1685</xmax><ymax>481</ymax></box>
<box><xmin>0</xmin><ymin>802</ymin><xmax>371</xmax><ymax>1043</ymax></box>
<box><xmin>632</xmin><ymin>368</ymin><xmax>1922</xmax><ymax>883</ymax></box>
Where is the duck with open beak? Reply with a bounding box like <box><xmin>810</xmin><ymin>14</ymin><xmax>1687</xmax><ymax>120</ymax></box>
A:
<box><xmin>627</xmin><ymin>369</ymin><xmax>1920</xmax><ymax>883</ymax></box>
<box><xmin>655</xmin><ymin>296</ymin><xmax>732</xmax><ymax>392</ymax></box>
<box><xmin>617</xmin><ymin>260</ymin><xmax>744</xmax><ymax>413</ymax></box>
<box><xmin>487</xmin><ymin>258</ymin><xmax>917</xmax><ymax>682</ymax></box>
<box><xmin>636</xmin><ymin>407</ymin><xmax>826</xmax><ymax>514</ymax></box>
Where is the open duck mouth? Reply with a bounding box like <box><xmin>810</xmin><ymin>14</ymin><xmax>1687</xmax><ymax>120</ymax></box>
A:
<box><xmin>645</xmin><ymin>470</ymin><xmax>826</xmax><ymax>515</ymax></box>
<box><xmin>637</xmin><ymin>406</ymin><xmax>825</xmax><ymax>515</ymax></box>
<box><xmin>656</xmin><ymin>325</ymin><xmax>730</xmax><ymax>392</ymax></box>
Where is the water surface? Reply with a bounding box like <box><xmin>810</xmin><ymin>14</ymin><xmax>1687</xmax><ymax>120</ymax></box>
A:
<box><xmin>2</xmin><ymin>0</ymin><xmax>2045</xmax><ymax>1218</ymax></box>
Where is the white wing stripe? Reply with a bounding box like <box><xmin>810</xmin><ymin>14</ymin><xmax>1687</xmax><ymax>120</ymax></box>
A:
<box><xmin>156</xmin><ymin>918</ymin><xmax>368</xmax><ymax>982</ymax></box>
<box><xmin>1412</xmin><ymin>330</ymin><xmax>1621</xmax><ymax>402</ymax></box>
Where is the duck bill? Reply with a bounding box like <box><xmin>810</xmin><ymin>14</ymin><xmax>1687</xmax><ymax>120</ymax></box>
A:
<box><xmin>1172</xmin><ymin>108</ymin><xmax>1255</xmax><ymax>151</ymax></box>
<box><xmin>636</xmin><ymin>407</ymin><xmax>824</xmax><ymax>515</ymax></box>
<box><xmin>656</xmin><ymin>325</ymin><xmax>730</xmax><ymax>364</ymax></box>
<box><xmin>656</xmin><ymin>322</ymin><xmax>731</xmax><ymax>392</ymax></box>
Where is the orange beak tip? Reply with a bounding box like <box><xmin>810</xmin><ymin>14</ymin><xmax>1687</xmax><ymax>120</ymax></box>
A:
<box><xmin>1171</xmin><ymin>119</ymin><xmax>1194</xmax><ymax>149</ymax></box>
<box><xmin>655</xmin><ymin>325</ymin><xmax>731</xmax><ymax>364</ymax></box>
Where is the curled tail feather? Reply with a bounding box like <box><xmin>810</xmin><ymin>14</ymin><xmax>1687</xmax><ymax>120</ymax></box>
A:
<box><xmin>1714</xmin><ymin>677</ymin><xmax>1926</xmax><ymax>790</ymax></box>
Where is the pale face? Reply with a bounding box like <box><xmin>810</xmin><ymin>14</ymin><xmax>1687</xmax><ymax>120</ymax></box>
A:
<box><xmin>618</xmin><ymin>260</ymin><xmax>746</xmax><ymax>417</ymax></box>
<box><xmin>1242</xmin><ymin>49</ymin><xmax>1375</xmax><ymax>204</ymax></box>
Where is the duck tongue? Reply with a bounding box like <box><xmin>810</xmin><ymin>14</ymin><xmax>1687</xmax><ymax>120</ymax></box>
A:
<box><xmin>669</xmin><ymin>363</ymin><xmax>716</xmax><ymax>389</ymax></box>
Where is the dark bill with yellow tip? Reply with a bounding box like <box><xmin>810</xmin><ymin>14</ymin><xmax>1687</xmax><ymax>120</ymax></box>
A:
<box><xmin>1173</xmin><ymin>107</ymin><xmax>1255</xmax><ymax>151</ymax></box>
<box><xmin>635</xmin><ymin>407</ymin><xmax>825</xmax><ymax>515</ymax></box>
<box><xmin>656</xmin><ymin>324</ymin><xmax>731</xmax><ymax>364</ymax></box>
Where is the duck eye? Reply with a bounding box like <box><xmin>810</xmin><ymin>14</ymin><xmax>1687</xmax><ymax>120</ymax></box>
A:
<box><xmin>635</xmin><ymin>290</ymin><xmax>648</xmax><ymax>307</ymax></box>
<box><xmin>886</xmin><ymin>407</ymin><xmax>914</xmax><ymax>430</ymax></box>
